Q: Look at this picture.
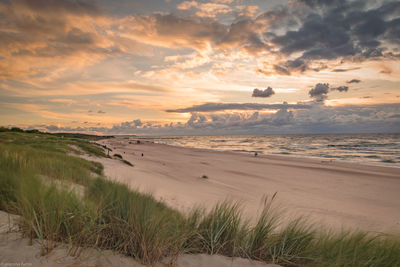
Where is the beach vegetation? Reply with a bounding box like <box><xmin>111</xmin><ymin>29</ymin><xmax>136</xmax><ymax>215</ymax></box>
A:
<box><xmin>122</xmin><ymin>159</ymin><xmax>134</xmax><ymax>166</ymax></box>
<box><xmin>194</xmin><ymin>202</ymin><xmax>246</xmax><ymax>256</ymax></box>
<box><xmin>113</xmin><ymin>153</ymin><xmax>133</xmax><ymax>166</ymax></box>
<box><xmin>1</xmin><ymin>130</ymin><xmax>399</xmax><ymax>266</ymax></box>
<box><xmin>11</xmin><ymin>127</ymin><xmax>24</xmax><ymax>132</ymax></box>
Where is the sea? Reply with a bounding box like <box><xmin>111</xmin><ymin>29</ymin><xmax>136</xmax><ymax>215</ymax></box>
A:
<box><xmin>135</xmin><ymin>133</ymin><xmax>400</xmax><ymax>167</ymax></box>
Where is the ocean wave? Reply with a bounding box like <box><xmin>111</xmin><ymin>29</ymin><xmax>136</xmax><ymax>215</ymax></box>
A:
<box><xmin>147</xmin><ymin>133</ymin><xmax>400</xmax><ymax>166</ymax></box>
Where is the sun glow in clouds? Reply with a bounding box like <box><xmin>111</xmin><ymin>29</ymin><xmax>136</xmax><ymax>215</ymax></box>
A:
<box><xmin>0</xmin><ymin>0</ymin><xmax>399</xmax><ymax>134</ymax></box>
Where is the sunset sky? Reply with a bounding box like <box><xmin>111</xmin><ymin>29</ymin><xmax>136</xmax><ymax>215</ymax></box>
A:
<box><xmin>1</xmin><ymin>0</ymin><xmax>399</xmax><ymax>135</ymax></box>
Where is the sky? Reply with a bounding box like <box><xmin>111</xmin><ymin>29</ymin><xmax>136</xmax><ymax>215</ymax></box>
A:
<box><xmin>0</xmin><ymin>0</ymin><xmax>399</xmax><ymax>135</ymax></box>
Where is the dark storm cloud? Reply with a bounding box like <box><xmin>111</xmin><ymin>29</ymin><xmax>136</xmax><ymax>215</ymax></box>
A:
<box><xmin>216</xmin><ymin>19</ymin><xmax>269</xmax><ymax>54</ymax></box>
<box><xmin>331</xmin><ymin>86</ymin><xmax>349</xmax><ymax>92</ymax></box>
<box><xmin>273</xmin><ymin>59</ymin><xmax>309</xmax><ymax>75</ymax></box>
<box><xmin>255</xmin><ymin>6</ymin><xmax>294</xmax><ymax>31</ymax></box>
<box><xmin>273</xmin><ymin>65</ymin><xmax>291</xmax><ymax>75</ymax></box>
<box><xmin>165</xmin><ymin>102</ymin><xmax>311</xmax><ymax>113</ymax></box>
<box><xmin>332</xmin><ymin>67</ymin><xmax>360</xmax><ymax>72</ymax></box>
<box><xmin>384</xmin><ymin>17</ymin><xmax>400</xmax><ymax>44</ymax></box>
<box><xmin>309</xmin><ymin>83</ymin><xmax>329</xmax><ymax>102</ymax></box>
<box><xmin>309</xmin><ymin>82</ymin><xmax>349</xmax><ymax>101</ymax></box>
<box><xmin>263</xmin><ymin>0</ymin><xmax>400</xmax><ymax>75</ymax></box>
<box><xmin>252</xmin><ymin>87</ymin><xmax>275</xmax><ymax>98</ymax></box>
<box><xmin>298</xmin><ymin>0</ymin><xmax>344</xmax><ymax>7</ymax></box>
<box><xmin>271</xmin><ymin>13</ymin><xmax>353</xmax><ymax>58</ymax></box>
<box><xmin>347</xmin><ymin>79</ymin><xmax>361</xmax><ymax>84</ymax></box>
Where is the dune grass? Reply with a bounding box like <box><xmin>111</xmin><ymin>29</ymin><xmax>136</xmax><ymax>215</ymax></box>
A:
<box><xmin>0</xmin><ymin>129</ymin><xmax>108</xmax><ymax>158</ymax></box>
<box><xmin>196</xmin><ymin>202</ymin><xmax>247</xmax><ymax>256</ymax></box>
<box><xmin>1</xmin><ymin>130</ymin><xmax>400</xmax><ymax>266</ymax></box>
<box><xmin>113</xmin><ymin>153</ymin><xmax>134</xmax><ymax>166</ymax></box>
<box><xmin>0</xmin><ymin>131</ymin><xmax>105</xmax><ymax>179</ymax></box>
<box><xmin>122</xmin><ymin>159</ymin><xmax>134</xmax><ymax>166</ymax></box>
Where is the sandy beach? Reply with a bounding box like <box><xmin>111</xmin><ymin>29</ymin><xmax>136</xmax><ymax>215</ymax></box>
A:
<box><xmin>1</xmin><ymin>132</ymin><xmax>399</xmax><ymax>266</ymax></box>
<box><xmin>91</xmin><ymin>137</ymin><xmax>400</xmax><ymax>234</ymax></box>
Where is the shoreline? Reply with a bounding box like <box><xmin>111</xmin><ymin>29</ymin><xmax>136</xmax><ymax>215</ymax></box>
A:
<box><xmin>91</xmin><ymin>137</ymin><xmax>400</xmax><ymax>234</ymax></box>
<box><xmin>144</xmin><ymin>141</ymin><xmax>400</xmax><ymax>169</ymax></box>
<box><xmin>123</xmin><ymin>137</ymin><xmax>400</xmax><ymax>172</ymax></box>
<box><xmin>130</xmin><ymin>135</ymin><xmax>400</xmax><ymax>168</ymax></box>
<box><xmin>134</xmin><ymin>141</ymin><xmax>400</xmax><ymax>180</ymax></box>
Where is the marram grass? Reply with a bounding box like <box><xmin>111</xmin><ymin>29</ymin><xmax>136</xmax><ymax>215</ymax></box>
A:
<box><xmin>1</xmin><ymin>130</ymin><xmax>400</xmax><ymax>266</ymax></box>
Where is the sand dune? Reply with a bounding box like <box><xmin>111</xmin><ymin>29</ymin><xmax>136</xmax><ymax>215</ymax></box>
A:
<box><xmin>90</xmin><ymin>137</ymin><xmax>400</xmax><ymax>234</ymax></box>
<box><xmin>0</xmin><ymin>211</ymin><xmax>279</xmax><ymax>267</ymax></box>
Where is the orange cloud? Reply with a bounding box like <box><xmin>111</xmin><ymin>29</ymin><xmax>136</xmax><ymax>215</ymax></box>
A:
<box><xmin>195</xmin><ymin>3</ymin><xmax>232</xmax><ymax>18</ymax></box>
<box><xmin>177</xmin><ymin>0</ymin><xmax>233</xmax><ymax>18</ymax></box>
<box><xmin>177</xmin><ymin>1</ymin><xmax>198</xmax><ymax>10</ymax></box>
<box><xmin>118</xmin><ymin>14</ymin><xmax>227</xmax><ymax>51</ymax></box>
<box><xmin>212</xmin><ymin>0</ymin><xmax>234</xmax><ymax>3</ymax></box>
<box><xmin>236</xmin><ymin>5</ymin><xmax>259</xmax><ymax>17</ymax></box>
<box><xmin>0</xmin><ymin>0</ymin><xmax>152</xmax><ymax>79</ymax></box>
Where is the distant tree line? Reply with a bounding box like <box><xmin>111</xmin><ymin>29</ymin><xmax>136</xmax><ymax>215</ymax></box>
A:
<box><xmin>0</xmin><ymin>127</ymin><xmax>113</xmax><ymax>139</ymax></box>
<box><xmin>0</xmin><ymin>126</ymin><xmax>38</xmax><ymax>133</ymax></box>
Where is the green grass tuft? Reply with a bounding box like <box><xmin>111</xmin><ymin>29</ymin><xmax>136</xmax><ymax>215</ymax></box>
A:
<box><xmin>196</xmin><ymin>201</ymin><xmax>247</xmax><ymax>256</ymax></box>
<box><xmin>122</xmin><ymin>159</ymin><xmax>134</xmax><ymax>166</ymax></box>
<box><xmin>113</xmin><ymin>153</ymin><xmax>123</xmax><ymax>159</ymax></box>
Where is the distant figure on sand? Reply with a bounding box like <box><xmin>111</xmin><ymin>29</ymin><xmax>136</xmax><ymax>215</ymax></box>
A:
<box><xmin>141</xmin><ymin>153</ymin><xmax>144</xmax><ymax>157</ymax></box>
<box><xmin>254</xmin><ymin>152</ymin><xmax>258</xmax><ymax>157</ymax></box>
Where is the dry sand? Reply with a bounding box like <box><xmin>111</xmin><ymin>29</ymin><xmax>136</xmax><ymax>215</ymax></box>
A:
<box><xmin>90</xmin><ymin>137</ymin><xmax>400</xmax><ymax>234</ymax></box>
